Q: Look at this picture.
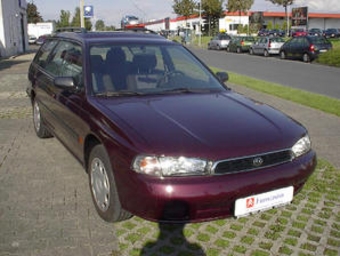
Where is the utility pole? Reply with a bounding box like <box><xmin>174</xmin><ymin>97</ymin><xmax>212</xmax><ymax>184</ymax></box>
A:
<box><xmin>80</xmin><ymin>0</ymin><xmax>85</xmax><ymax>28</ymax></box>
<box><xmin>199</xmin><ymin>0</ymin><xmax>202</xmax><ymax>47</ymax></box>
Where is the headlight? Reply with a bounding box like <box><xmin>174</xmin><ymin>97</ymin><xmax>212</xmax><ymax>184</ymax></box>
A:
<box><xmin>132</xmin><ymin>155</ymin><xmax>210</xmax><ymax>177</ymax></box>
<box><xmin>291</xmin><ymin>135</ymin><xmax>311</xmax><ymax>158</ymax></box>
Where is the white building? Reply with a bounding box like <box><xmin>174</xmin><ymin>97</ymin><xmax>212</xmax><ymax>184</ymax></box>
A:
<box><xmin>0</xmin><ymin>0</ymin><xmax>28</xmax><ymax>58</ymax></box>
<box><xmin>28</xmin><ymin>22</ymin><xmax>54</xmax><ymax>38</ymax></box>
<box><xmin>144</xmin><ymin>11</ymin><xmax>340</xmax><ymax>35</ymax></box>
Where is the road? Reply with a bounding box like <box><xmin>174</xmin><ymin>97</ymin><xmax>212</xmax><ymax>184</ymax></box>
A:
<box><xmin>189</xmin><ymin>47</ymin><xmax>340</xmax><ymax>99</ymax></box>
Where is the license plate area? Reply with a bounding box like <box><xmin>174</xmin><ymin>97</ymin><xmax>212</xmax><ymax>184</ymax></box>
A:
<box><xmin>234</xmin><ymin>186</ymin><xmax>294</xmax><ymax>218</ymax></box>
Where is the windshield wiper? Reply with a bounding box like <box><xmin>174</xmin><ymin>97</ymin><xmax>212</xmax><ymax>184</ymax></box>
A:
<box><xmin>95</xmin><ymin>90</ymin><xmax>144</xmax><ymax>97</ymax></box>
<box><xmin>162</xmin><ymin>87</ymin><xmax>220</xmax><ymax>94</ymax></box>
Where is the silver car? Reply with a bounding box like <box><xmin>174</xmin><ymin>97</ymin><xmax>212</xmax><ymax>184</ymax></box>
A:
<box><xmin>249</xmin><ymin>37</ymin><xmax>285</xmax><ymax>56</ymax></box>
<box><xmin>208</xmin><ymin>34</ymin><xmax>232</xmax><ymax>50</ymax></box>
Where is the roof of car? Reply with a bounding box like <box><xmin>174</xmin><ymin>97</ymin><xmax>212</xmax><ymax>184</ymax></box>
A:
<box><xmin>52</xmin><ymin>28</ymin><xmax>168</xmax><ymax>44</ymax></box>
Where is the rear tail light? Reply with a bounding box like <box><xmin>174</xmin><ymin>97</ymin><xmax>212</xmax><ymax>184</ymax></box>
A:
<box><xmin>309</xmin><ymin>44</ymin><xmax>315</xmax><ymax>52</ymax></box>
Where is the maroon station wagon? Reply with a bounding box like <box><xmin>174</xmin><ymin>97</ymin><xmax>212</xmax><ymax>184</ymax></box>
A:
<box><xmin>27</xmin><ymin>29</ymin><xmax>317</xmax><ymax>223</ymax></box>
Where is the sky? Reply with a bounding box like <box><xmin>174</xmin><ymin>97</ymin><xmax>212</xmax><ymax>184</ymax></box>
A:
<box><xmin>31</xmin><ymin>0</ymin><xmax>340</xmax><ymax>27</ymax></box>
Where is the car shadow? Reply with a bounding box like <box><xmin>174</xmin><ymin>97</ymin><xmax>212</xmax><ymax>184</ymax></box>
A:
<box><xmin>140</xmin><ymin>223</ymin><xmax>206</xmax><ymax>255</ymax></box>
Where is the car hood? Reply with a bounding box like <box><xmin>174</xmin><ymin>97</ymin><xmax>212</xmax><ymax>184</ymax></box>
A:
<box><xmin>95</xmin><ymin>92</ymin><xmax>306</xmax><ymax>160</ymax></box>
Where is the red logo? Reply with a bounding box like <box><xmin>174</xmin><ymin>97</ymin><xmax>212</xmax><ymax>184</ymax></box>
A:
<box><xmin>246</xmin><ymin>198</ymin><xmax>255</xmax><ymax>208</ymax></box>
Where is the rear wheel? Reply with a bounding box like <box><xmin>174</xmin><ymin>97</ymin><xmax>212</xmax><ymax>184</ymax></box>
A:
<box><xmin>264</xmin><ymin>49</ymin><xmax>269</xmax><ymax>57</ymax></box>
<box><xmin>303</xmin><ymin>53</ymin><xmax>310</xmax><ymax>63</ymax></box>
<box><xmin>33</xmin><ymin>99</ymin><xmax>53</xmax><ymax>138</ymax></box>
<box><xmin>88</xmin><ymin>144</ymin><xmax>132</xmax><ymax>222</ymax></box>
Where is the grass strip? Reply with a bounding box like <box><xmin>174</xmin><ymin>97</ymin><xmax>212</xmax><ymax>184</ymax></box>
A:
<box><xmin>210</xmin><ymin>67</ymin><xmax>340</xmax><ymax>117</ymax></box>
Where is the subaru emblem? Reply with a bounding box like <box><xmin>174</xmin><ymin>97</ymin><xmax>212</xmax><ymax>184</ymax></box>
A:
<box><xmin>252</xmin><ymin>157</ymin><xmax>264</xmax><ymax>167</ymax></box>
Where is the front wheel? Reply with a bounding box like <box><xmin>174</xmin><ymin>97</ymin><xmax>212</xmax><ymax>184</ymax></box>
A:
<box><xmin>280</xmin><ymin>51</ymin><xmax>286</xmax><ymax>59</ymax></box>
<box><xmin>88</xmin><ymin>144</ymin><xmax>132</xmax><ymax>222</ymax></box>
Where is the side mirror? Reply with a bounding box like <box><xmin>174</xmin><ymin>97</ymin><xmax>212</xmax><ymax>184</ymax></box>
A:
<box><xmin>216</xmin><ymin>72</ymin><xmax>229</xmax><ymax>83</ymax></box>
<box><xmin>54</xmin><ymin>77</ymin><xmax>76</xmax><ymax>89</ymax></box>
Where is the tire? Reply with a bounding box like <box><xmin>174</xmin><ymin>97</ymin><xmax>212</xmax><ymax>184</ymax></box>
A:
<box><xmin>249</xmin><ymin>48</ymin><xmax>254</xmax><ymax>55</ymax></box>
<box><xmin>280</xmin><ymin>51</ymin><xmax>286</xmax><ymax>59</ymax></box>
<box><xmin>217</xmin><ymin>45</ymin><xmax>221</xmax><ymax>50</ymax></box>
<box><xmin>33</xmin><ymin>99</ymin><xmax>53</xmax><ymax>138</ymax></box>
<box><xmin>226</xmin><ymin>46</ymin><xmax>230</xmax><ymax>52</ymax></box>
<box><xmin>264</xmin><ymin>49</ymin><xmax>269</xmax><ymax>57</ymax></box>
<box><xmin>302</xmin><ymin>53</ymin><xmax>310</xmax><ymax>63</ymax></box>
<box><xmin>88</xmin><ymin>144</ymin><xmax>132</xmax><ymax>222</ymax></box>
<box><xmin>236</xmin><ymin>47</ymin><xmax>241</xmax><ymax>53</ymax></box>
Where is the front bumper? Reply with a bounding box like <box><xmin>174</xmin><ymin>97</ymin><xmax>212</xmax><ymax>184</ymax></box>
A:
<box><xmin>119</xmin><ymin>150</ymin><xmax>317</xmax><ymax>223</ymax></box>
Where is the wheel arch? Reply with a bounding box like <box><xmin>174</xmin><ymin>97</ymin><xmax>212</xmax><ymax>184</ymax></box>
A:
<box><xmin>84</xmin><ymin>134</ymin><xmax>101</xmax><ymax>172</ymax></box>
<box><xmin>28</xmin><ymin>89</ymin><xmax>36</xmax><ymax>105</ymax></box>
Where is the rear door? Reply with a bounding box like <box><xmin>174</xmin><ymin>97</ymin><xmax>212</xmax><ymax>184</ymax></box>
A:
<box><xmin>29</xmin><ymin>39</ymin><xmax>59</xmax><ymax>132</ymax></box>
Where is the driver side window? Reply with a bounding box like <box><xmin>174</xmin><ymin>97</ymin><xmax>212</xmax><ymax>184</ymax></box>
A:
<box><xmin>45</xmin><ymin>41</ymin><xmax>83</xmax><ymax>87</ymax></box>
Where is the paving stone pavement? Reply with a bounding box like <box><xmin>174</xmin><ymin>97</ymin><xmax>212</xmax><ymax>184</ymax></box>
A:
<box><xmin>0</xmin><ymin>53</ymin><xmax>339</xmax><ymax>256</ymax></box>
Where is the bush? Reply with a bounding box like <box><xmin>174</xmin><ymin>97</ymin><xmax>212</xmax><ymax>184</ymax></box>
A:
<box><xmin>316</xmin><ymin>40</ymin><xmax>340</xmax><ymax>67</ymax></box>
<box><xmin>316</xmin><ymin>49</ymin><xmax>340</xmax><ymax>67</ymax></box>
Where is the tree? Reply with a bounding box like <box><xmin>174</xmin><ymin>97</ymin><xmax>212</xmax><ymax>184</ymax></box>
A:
<box><xmin>173</xmin><ymin>0</ymin><xmax>197</xmax><ymax>20</ymax></box>
<box><xmin>71</xmin><ymin>7</ymin><xmax>81</xmax><ymax>27</ymax></box>
<box><xmin>266</xmin><ymin>0</ymin><xmax>294</xmax><ymax>36</ymax></box>
<box><xmin>201</xmin><ymin>0</ymin><xmax>225</xmax><ymax>36</ymax></box>
<box><xmin>226</xmin><ymin>0</ymin><xmax>254</xmax><ymax>15</ymax></box>
<box><xmin>57</xmin><ymin>10</ymin><xmax>71</xmax><ymax>28</ymax></box>
<box><xmin>71</xmin><ymin>7</ymin><xmax>92</xmax><ymax>31</ymax></box>
<box><xmin>27</xmin><ymin>2</ymin><xmax>43</xmax><ymax>23</ymax></box>
<box><xmin>95</xmin><ymin>20</ymin><xmax>106</xmax><ymax>31</ymax></box>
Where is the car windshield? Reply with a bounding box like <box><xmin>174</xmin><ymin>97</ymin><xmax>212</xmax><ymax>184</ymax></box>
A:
<box><xmin>219</xmin><ymin>35</ymin><xmax>230</xmax><ymax>40</ymax></box>
<box><xmin>89</xmin><ymin>43</ymin><xmax>225</xmax><ymax>96</ymax></box>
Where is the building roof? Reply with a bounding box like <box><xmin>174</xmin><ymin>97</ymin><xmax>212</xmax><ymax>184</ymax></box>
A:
<box><xmin>225</xmin><ymin>11</ymin><xmax>340</xmax><ymax>19</ymax></box>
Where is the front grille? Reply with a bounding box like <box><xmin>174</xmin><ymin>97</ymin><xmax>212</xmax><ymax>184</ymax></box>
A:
<box><xmin>213</xmin><ymin>150</ymin><xmax>293</xmax><ymax>175</ymax></box>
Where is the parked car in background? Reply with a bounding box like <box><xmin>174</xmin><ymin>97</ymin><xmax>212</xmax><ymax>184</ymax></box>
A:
<box><xmin>268</xmin><ymin>29</ymin><xmax>285</xmax><ymax>37</ymax></box>
<box><xmin>35</xmin><ymin>34</ymin><xmax>51</xmax><ymax>45</ymax></box>
<box><xmin>279</xmin><ymin>35</ymin><xmax>332</xmax><ymax>62</ymax></box>
<box><xmin>26</xmin><ymin>28</ymin><xmax>316</xmax><ymax>223</ymax></box>
<box><xmin>323</xmin><ymin>28</ymin><xmax>340</xmax><ymax>39</ymax></box>
<box><xmin>308</xmin><ymin>28</ymin><xmax>323</xmax><ymax>37</ymax></box>
<box><xmin>258</xmin><ymin>29</ymin><xmax>269</xmax><ymax>37</ymax></box>
<box><xmin>227</xmin><ymin>36</ymin><xmax>256</xmax><ymax>53</ymax></box>
<box><xmin>28</xmin><ymin>35</ymin><xmax>37</xmax><ymax>44</ymax></box>
<box><xmin>208</xmin><ymin>33</ymin><xmax>232</xmax><ymax>50</ymax></box>
<box><xmin>291</xmin><ymin>29</ymin><xmax>308</xmax><ymax>37</ymax></box>
<box><xmin>250</xmin><ymin>37</ymin><xmax>285</xmax><ymax>56</ymax></box>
